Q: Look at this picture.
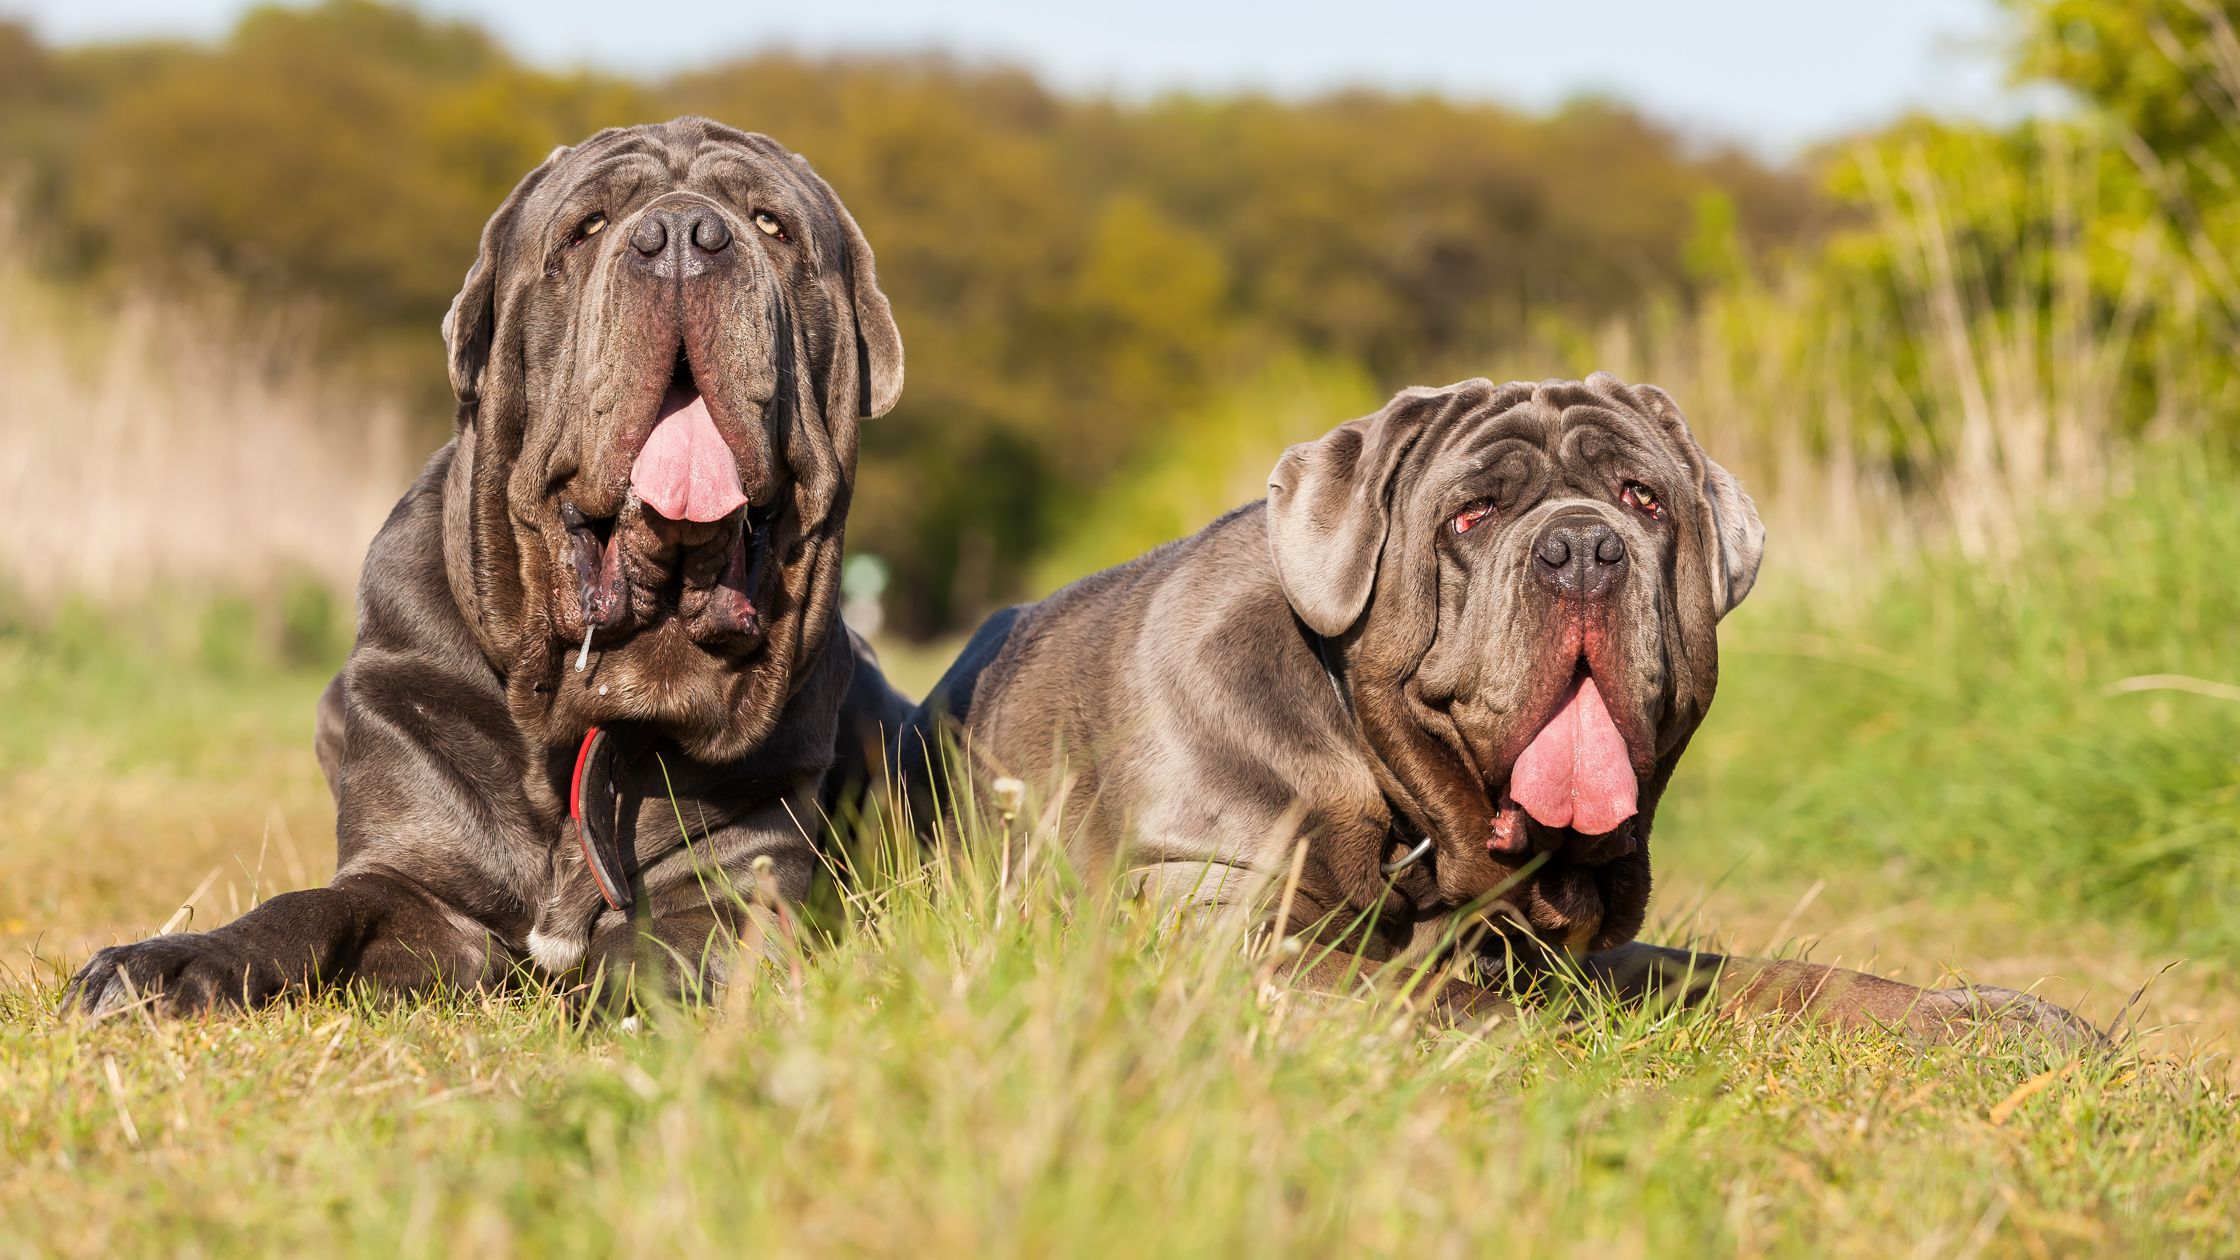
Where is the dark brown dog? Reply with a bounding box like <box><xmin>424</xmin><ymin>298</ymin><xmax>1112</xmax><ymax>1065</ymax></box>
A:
<box><xmin>901</xmin><ymin>375</ymin><xmax>2089</xmax><ymax>1038</ymax></box>
<box><xmin>72</xmin><ymin>117</ymin><xmax>902</xmax><ymax>1016</ymax></box>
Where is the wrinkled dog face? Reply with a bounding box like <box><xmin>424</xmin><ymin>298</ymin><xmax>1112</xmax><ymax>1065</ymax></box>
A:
<box><xmin>1269</xmin><ymin>373</ymin><xmax>1764</xmax><ymax>950</ymax></box>
<box><xmin>444</xmin><ymin>117</ymin><xmax>901</xmax><ymax>762</ymax></box>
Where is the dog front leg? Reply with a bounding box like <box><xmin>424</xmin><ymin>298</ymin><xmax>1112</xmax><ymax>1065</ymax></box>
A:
<box><xmin>69</xmin><ymin>869</ymin><xmax>505</xmax><ymax>1017</ymax></box>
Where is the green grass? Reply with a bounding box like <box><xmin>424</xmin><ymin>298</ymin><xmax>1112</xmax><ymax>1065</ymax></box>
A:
<box><xmin>0</xmin><ymin>590</ymin><xmax>348</xmax><ymax>956</ymax></box>
<box><xmin>3</xmin><ymin>844</ymin><xmax>2236</xmax><ymax>1257</ymax></box>
<box><xmin>1664</xmin><ymin>453</ymin><xmax>2240</xmax><ymax>964</ymax></box>
<box><xmin>2</xmin><ymin>459</ymin><xmax>2238</xmax><ymax>1257</ymax></box>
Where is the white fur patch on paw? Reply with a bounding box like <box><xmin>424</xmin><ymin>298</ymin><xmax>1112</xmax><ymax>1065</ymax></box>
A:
<box><xmin>526</xmin><ymin>929</ymin><xmax>585</xmax><ymax>974</ymax></box>
<box><xmin>86</xmin><ymin>976</ymin><xmax>131</xmax><ymax>1018</ymax></box>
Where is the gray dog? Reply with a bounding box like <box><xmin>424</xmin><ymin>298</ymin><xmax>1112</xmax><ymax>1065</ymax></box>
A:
<box><xmin>72</xmin><ymin>117</ymin><xmax>902</xmax><ymax>1015</ymax></box>
<box><xmin>900</xmin><ymin>375</ymin><xmax>2087</xmax><ymax>1036</ymax></box>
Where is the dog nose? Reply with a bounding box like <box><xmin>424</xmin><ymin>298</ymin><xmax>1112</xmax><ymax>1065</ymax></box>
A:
<box><xmin>1532</xmin><ymin>517</ymin><xmax>1627</xmax><ymax>599</ymax></box>
<box><xmin>690</xmin><ymin>214</ymin><xmax>730</xmax><ymax>253</ymax></box>
<box><xmin>627</xmin><ymin>199</ymin><xmax>735</xmax><ymax>273</ymax></box>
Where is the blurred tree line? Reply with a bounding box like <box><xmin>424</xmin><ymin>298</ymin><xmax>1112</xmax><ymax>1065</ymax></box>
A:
<box><xmin>4</xmin><ymin>0</ymin><xmax>2230</xmax><ymax>634</ymax></box>
<box><xmin>0</xmin><ymin>1</ymin><xmax>1813</xmax><ymax>635</ymax></box>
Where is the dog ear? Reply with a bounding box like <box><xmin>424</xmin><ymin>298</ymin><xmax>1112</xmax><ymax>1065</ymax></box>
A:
<box><xmin>1627</xmin><ymin>380</ymin><xmax>1766</xmax><ymax>617</ymax></box>
<box><xmin>1701</xmin><ymin>457</ymin><xmax>1765</xmax><ymax>614</ymax></box>
<box><xmin>1266</xmin><ymin>385</ymin><xmax>1466</xmax><ymax>637</ymax></box>
<box><xmin>796</xmin><ymin>161</ymin><xmax>903</xmax><ymax>419</ymax></box>
<box><xmin>838</xmin><ymin>200</ymin><xmax>904</xmax><ymax>418</ymax></box>
<box><xmin>441</xmin><ymin>145</ymin><xmax>567</xmax><ymax>420</ymax></box>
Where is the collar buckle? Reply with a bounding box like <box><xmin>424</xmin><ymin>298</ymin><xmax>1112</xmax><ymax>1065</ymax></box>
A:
<box><xmin>1380</xmin><ymin>833</ymin><xmax>1435</xmax><ymax>877</ymax></box>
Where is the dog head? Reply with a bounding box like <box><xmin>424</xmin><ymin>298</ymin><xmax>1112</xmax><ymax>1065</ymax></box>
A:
<box><xmin>1268</xmin><ymin>374</ymin><xmax>1764</xmax><ymax>950</ymax></box>
<box><xmin>441</xmin><ymin>117</ymin><xmax>901</xmax><ymax>763</ymax></box>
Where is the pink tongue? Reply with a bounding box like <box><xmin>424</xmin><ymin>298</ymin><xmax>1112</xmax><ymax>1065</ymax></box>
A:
<box><xmin>1507</xmin><ymin>675</ymin><xmax>1638</xmax><ymax>836</ymax></box>
<box><xmin>630</xmin><ymin>387</ymin><xmax>747</xmax><ymax>523</ymax></box>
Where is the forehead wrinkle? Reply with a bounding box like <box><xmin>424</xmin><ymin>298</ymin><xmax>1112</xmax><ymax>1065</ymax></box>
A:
<box><xmin>1450</xmin><ymin>410</ymin><xmax>1542</xmax><ymax>469</ymax></box>
<box><xmin>1532</xmin><ymin>378</ymin><xmax>1616</xmax><ymax>412</ymax></box>
<box><xmin>688</xmin><ymin>120</ymin><xmax>789</xmax><ymax>160</ymax></box>
<box><xmin>685</xmin><ymin>145</ymin><xmax>773</xmax><ymax>191</ymax></box>
<box><xmin>568</xmin><ymin>129</ymin><xmax>669</xmax><ymax>172</ymax></box>
<box><xmin>692</xmin><ymin>159</ymin><xmax>768</xmax><ymax>216</ymax></box>
<box><xmin>687</xmin><ymin>147</ymin><xmax>825</xmax><ymax>223</ymax></box>
<box><xmin>1537</xmin><ymin>378</ymin><xmax>1690</xmax><ymax>472</ymax></box>
<box><xmin>684</xmin><ymin>126</ymin><xmax>801</xmax><ymax>185</ymax></box>
<box><xmin>1448</xmin><ymin>387</ymin><xmax>1556</xmax><ymax>460</ymax></box>
<box><xmin>1442</xmin><ymin>377</ymin><xmax>1540</xmax><ymax>439</ymax></box>
<box><xmin>1556</xmin><ymin>407</ymin><xmax>1684</xmax><ymax>483</ymax></box>
<box><xmin>550</xmin><ymin>151</ymin><xmax>666</xmax><ymax>216</ymax></box>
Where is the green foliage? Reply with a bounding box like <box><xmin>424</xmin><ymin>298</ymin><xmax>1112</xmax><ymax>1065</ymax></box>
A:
<box><xmin>1030</xmin><ymin>355</ymin><xmax>1381</xmax><ymax>591</ymax></box>
<box><xmin>0</xmin><ymin>587</ymin><xmax>345</xmax><ymax>774</ymax></box>
<box><xmin>1815</xmin><ymin>117</ymin><xmax>2225</xmax><ymax>450</ymax></box>
<box><xmin>2006</xmin><ymin>0</ymin><xmax>2240</xmax><ymax>174</ymax></box>
<box><xmin>274</xmin><ymin>573</ymin><xmax>348</xmax><ymax>668</ymax></box>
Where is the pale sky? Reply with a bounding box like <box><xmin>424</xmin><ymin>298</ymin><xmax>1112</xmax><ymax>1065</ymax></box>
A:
<box><xmin>3</xmin><ymin>0</ymin><xmax>2048</xmax><ymax>157</ymax></box>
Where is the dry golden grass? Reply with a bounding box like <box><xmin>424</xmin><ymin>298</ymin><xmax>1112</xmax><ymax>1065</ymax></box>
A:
<box><xmin>0</xmin><ymin>218</ymin><xmax>411</xmax><ymax>607</ymax></box>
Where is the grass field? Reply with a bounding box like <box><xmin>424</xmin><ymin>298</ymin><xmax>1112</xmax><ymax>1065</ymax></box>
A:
<box><xmin>2</xmin><ymin>452</ymin><xmax>2237</xmax><ymax>1257</ymax></box>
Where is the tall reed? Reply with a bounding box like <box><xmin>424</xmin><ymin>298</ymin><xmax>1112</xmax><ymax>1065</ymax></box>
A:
<box><xmin>1584</xmin><ymin>123</ymin><xmax>2216</xmax><ymax>602</ymax></box>
<box><xmin>0</xmin><ymin>217</ymin><xmax>412</xmax><ymax>609</ymax></box>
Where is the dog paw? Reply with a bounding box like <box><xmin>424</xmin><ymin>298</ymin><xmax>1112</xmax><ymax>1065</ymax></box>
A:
<box><xmin>68</xmin><ymin>934</ymin><xmax>275</xmax><ymax>1018</ymax></box>
<box><xmin>568</xmin><ymin>915</ymin><xmax>739</xmax><ymax>1017</ymax></box>
<box><xmin>1921</xmin><ymin>984</ymin><xmax>2106</xmax><ymax>1047</ymax></box>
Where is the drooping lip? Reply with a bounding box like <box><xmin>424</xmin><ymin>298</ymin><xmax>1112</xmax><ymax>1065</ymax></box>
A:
<box><xmin>561</xmin><ymin>500</ymin><xmax>627</xmax><ymax>633</ymax></box>
<box><xmin>1481</xmin><ymin>656</ymin><xmax>1650</xmax><ymax>859</ymax></box>
<box><xmin>553</xmin><ymin>348</ymin><xmax>763</xmax><ymax>639</ymax></box>
<box><xmin>630</xmin><ymin>355</ymin><xmax>749</xmax><ymax>524</ymax></box>
<box><xmin>1508</xmin><ymin>670</ymin><xmax>1637</xmax><ymax>834</ymax></box>
<box><xmin>559</xmin><ymin>496</ymin><xmax>779</xmax><ymax>647</ymax></box>
<box><xmin>1494</xmin><ymin>657</ymin><xmax>1641</xmax><ymax>769</ymax></box>
<box><xmin>588</xmin><ymin>345</ymin><xmax>774</xmax><ymax>519</ymax></box>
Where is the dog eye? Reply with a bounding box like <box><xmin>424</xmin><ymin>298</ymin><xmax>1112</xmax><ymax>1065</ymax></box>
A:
<box><xmin>753</xmin><ymin>211</ymin><xmax>788</xmax><ymax>241</ymax></box>
<box><xmin>566</xmin><ymin>212</ymin><xmax>607</xmax><ymax>247</ymax></box>
<box><xmin>1621</xmin><ymin>482</ymin><xmax>1664</xmax><ymax>520</ymax></box>
<box><xmin>1451</xmin><ymin>502</ymin><xmax>1494</xmax><ymax>534</ymax></box>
